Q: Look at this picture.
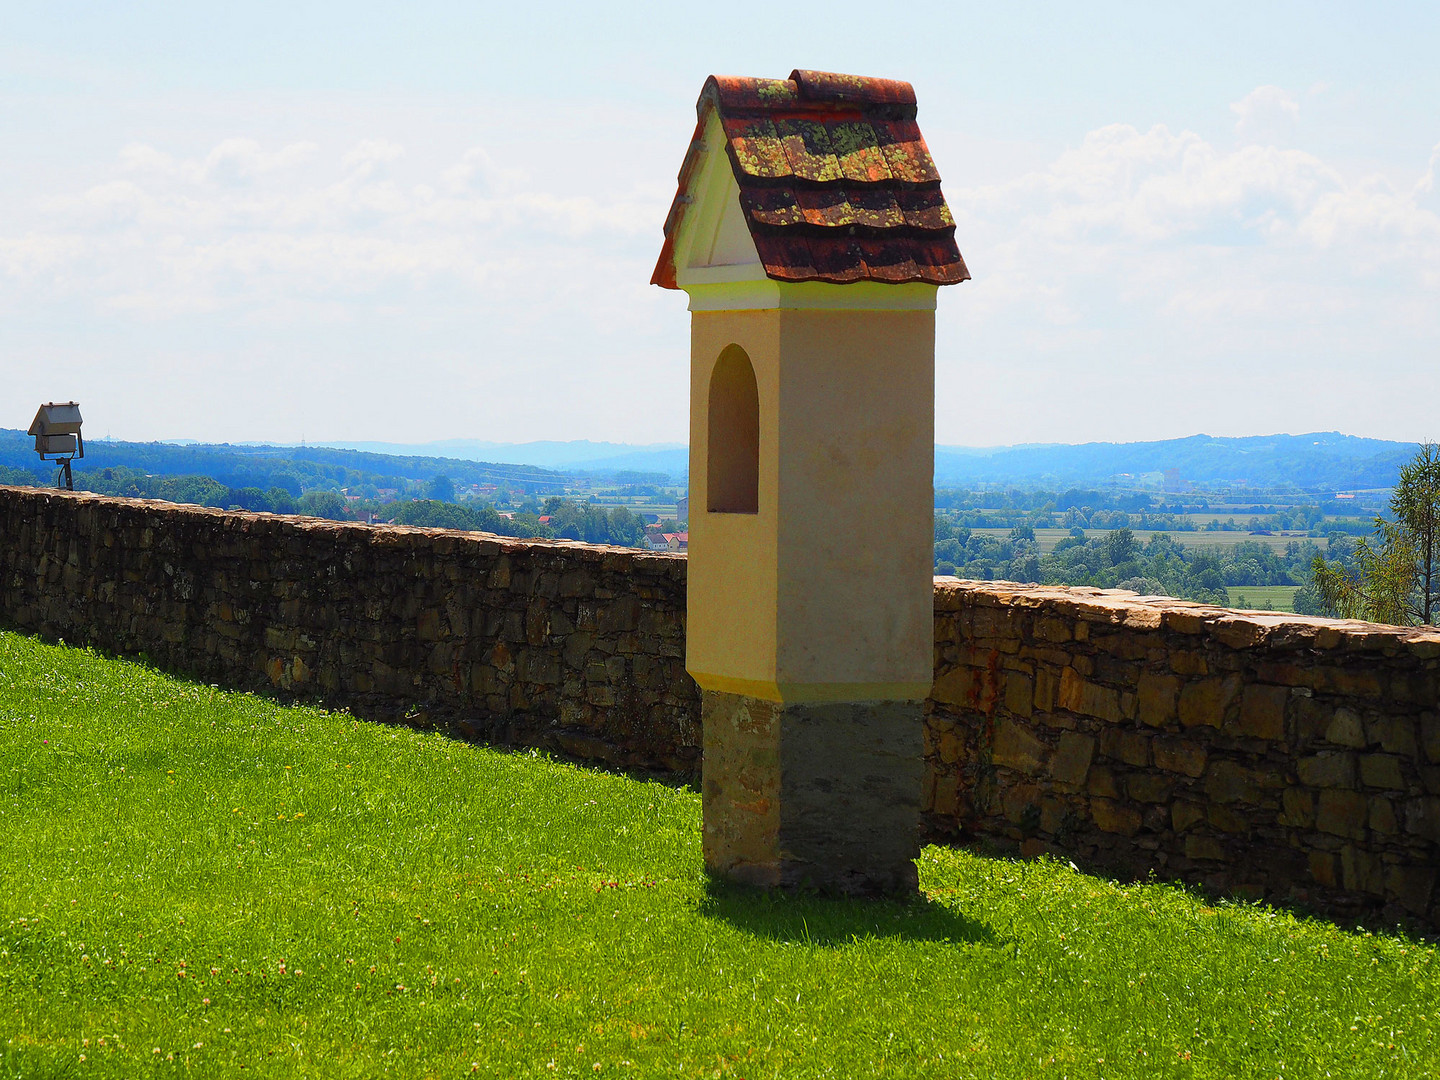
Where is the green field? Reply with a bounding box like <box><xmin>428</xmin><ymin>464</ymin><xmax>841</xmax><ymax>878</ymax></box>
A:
<box><xmin>4</xmin><ymin>632</ymin><xmax>1439</xmax><ymax>1078</ymax></box>
<box><xmin>589</xmin><ymin>501</ymin><xmax>680</xmax><ymax>520</ymax></box>
<box><xmin>969</xmin><ymin>527</ymin><xmax>1325</xmax><ymax>555</ymax></box>
<box><xmin>1224</xmin><ymin>585</ymin><xmax>1302</xmax><ymax>612</ymax></box>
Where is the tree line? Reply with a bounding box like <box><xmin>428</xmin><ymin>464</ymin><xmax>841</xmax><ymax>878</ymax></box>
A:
<box><xmin>934</xmin><ymin>520</ymin><xmax>1328</xmax><ymax>606</ymax></box>
<box><xmin>935</xmin><ymin>442</ymin><xmax>1440</xmax><ymax>629</ymax></box>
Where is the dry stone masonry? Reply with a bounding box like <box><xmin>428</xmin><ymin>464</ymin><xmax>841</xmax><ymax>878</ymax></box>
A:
<box><xmin>2</xmin><ymin>487</ymin><xmax>1438</xmax><ymax>926</ymax></box>
<box><xmin>0</xmin><ymin>487</ymin><xmax>696</xmax><ymax>771</ymax></box>
<box><xmin>925</xmin><ymin>580</ymin><xmax>1440</xmax><ymax>927</ymax></box>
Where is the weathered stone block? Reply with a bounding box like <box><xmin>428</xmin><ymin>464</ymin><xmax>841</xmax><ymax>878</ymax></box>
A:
<box><xmin>1032</xmin><ymin>666</ymin><xmax>1059</xmax><ymax>713</ymax></box>
<box><xmin>1185</xmin><ymin>834</ymin><xmax>1227</xmax><ymax>861</ymax></box>
<box><xmin>1127</xmin><ymin>774</ymin><xmax>1172</xmax><ymax>804</ymax></box>
<box><xmin>1385</xmin><ymin>864</ymin><xmax>1436</xmax><ymax>915</ymax></box>
<box><xmin>1137</xmin><ymin>671</ymin><xmax>1179</xmax><ymax>727</ymax></box>
<box><xmin>1057</xmin><ymin>667</ymin><xmax>1122</xmax><ymax>722</ymax></box>
<box><xmin>1369</xmin><ymin>796</ymin><xmax>1398</xmax><ymax>835</ymax></box>
<box><xmin>1178</xmin><ymin>676</ymin><xmax>1240</xmax><ymax>728</ymax></box>
<box><xmin>516</xmin><ymin>649</ymin><xmax>561</xmax><ymax>686</ymax></box>
<box><xmin>1169</xmin><ymin>650</ymin><xmax>1208</xmax><ymax>676</ymax></box>
<box><xmin>1368</xmin><ymin>716</ymin><xmax>1418</xmax><ymax>757</ymax></box>
<box><xmin>1039</xmin><ymin>798</ymin><xmax>1070</xmax><ymax>835</ymax></box>
<box><xmin>1116</xmin><ymin>731</ymin><xmax>1150</xmax><ymax>767</ymax></box>
<box><xmin>992</xmin><ymin>718</ymin><xmax>1047</xmax><ymax>775</ymax></box>
<box><xmin>1404</xmin><ymin>797</ymin><xmax>1440</xmax><ymax>842</ymax></box>
<box><xmin>1319</xmin><ymin>667</ymin><xmax>1384</xmax><ymax>698</ymax></box>
<box><xmin>1087</xmin><ymin>766</ymin><xmax>1120</xmax><ymax>799</ymax></box>
<box><xmin>1091</xmin><ymin>798</ymin><xmax>1142</xmax><ymax>836</ymax></box>
<box><xmin>1207</xmin><ymin>804</ymin><xmax>1249</xmax><ymax>834</ymax></box>
<box><xmin>1421</xmin><ymin>712</ymin><xmax>1440</xmax><ymax>764</ymax></box>
<box><xmin>1035</xmin><ymin>616</ymin><xmax>1072</xmax><ymax>643</ymax></box>
<box><xmin>1359</xmin><ymin>754</ymin><xmax>1406</xmax><ymax>791</ymax></box>
<box><xmin>1341</xmin><ymin>845</ymin><xmax>1384</xmax><ymax>896</ymax></box>
<box><xmin>1002</xmin><ymin>785</ymin><xmax>1042</xmax><ymax>825</ymax></box>
<box><xmin>1152</xmin><ymin>737</ymin><xmax>1206</xmax><ymax>778</ymax></box>
<box><xmin>1004</xmin><ymin>671</ymin><xmax>1034</xmax><ymax>718</ymax></box>
<box><xmin>1297</xmin><ymin>752</ymin><xmax>1356</xmax><ymax>789</ymax></box>
<box><xmin>1309</xmin><ymin>850</ymin><xmax>1339</xmax><ymax>888</ymax></box>
<box><xmin>1326</xmin><ymin>707</ymin><xmax>1367</xmax><ymax>748</ymax></box>
<box><xmin>936</xmin><ymin>727</ymin><xmax>964</xmax><ymax>766</ymax></box>
<box><xmin>1279</xmin><ymin>788</ymin><xmax>1314</xmax><ymax>828</ymax></box>
<box><xmin>1205</xmin><ymin>761</ymin><xmax>1264</xmax><ymax>805</ymax></box>
<box><xmin>936</xmin><ymin>772</ymin><xmax>963</xmax><ymax>817</ymax></box>
<box><xmin>1172</xmin><ymin>801</ymin><xmax>1205</xmax><ymax>832</ymax></box>
<box><xmin>1316</xmin><ymin>790</ymin><xmax>1368</xmax><ymax>840</ymax></box>
<box><xmin>1049</xmin><ymin>732</ymin><xmax>1095</xmax><ymax>787</ymax></box>
<box><xmin>931</xmin><ymin>665</ymin><xmax>980</xmax><ymax>709</ymax></box>
<box><xmin>1235</xmin><ymin>684</ymin><xmax>1288</xmax><ymax>740</ymax></box>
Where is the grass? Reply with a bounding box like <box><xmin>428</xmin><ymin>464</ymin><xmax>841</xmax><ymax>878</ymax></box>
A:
<box><xmin>2</xmin><ymin>633</ymin><xmax>1439</xmax><ymax>1078</ymax></box>
<box><xmin>1224</xmin><ymin>585</ymin><xmax>1302</xmax><ymax>612</ymax></box>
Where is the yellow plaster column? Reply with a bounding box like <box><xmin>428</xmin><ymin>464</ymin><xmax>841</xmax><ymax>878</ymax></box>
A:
<box><xmin>686</xmin><ymin>294</ymin><xmax>936</xmax><ymax>894</ymax></box>
<box><xmin>649</xmin><ymin>68</ymin><xmax>967</xmax><ymax>895</ymax></box>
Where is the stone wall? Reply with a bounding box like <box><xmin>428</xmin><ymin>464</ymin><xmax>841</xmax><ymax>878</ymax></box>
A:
<box><xmin>925</xmin><ymin>580</ymin><xmax>1440</xmax><ymax>927</ymax></box>
<box><xmin>0</xmin><ymin>487</ymin><xmax>697</xmax><ymax>771</ymax></box>
<box><xmin>2</xmin><ymin>486</ymin><xmax>1439</xmax><ymax>926</ymax></box>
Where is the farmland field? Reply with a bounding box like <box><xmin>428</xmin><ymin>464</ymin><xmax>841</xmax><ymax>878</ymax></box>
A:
<box><xmin>968</xmin><ymin>527</ymin><xmax>1326</xmax><ymax>555</ymax></box>
<box><xmin>588</xmin><ymin>499</ymin><xmax>681</xmax><ymax>519</ymax></box>
<box><xmin>1224</xmin><ymin>585</ymin><xmax>1302</xmax><ymax>612</ymax></box>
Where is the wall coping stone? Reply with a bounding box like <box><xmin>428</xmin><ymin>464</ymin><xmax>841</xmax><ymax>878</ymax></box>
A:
<box><xmin>935</xmin><ymin>576</ymin><xmax>1440</xmax><ymax>656</ymax></box>
<box><xmin>2</xmin><ymin>485</ymin><xmax>687</xmax><ymax>570</ymax></box>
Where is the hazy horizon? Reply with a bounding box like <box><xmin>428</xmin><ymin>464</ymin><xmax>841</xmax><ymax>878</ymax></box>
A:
<box><xmin>3</xmin><ymin>2</ymin><xmax>1437</xmax><ymax>447</ymax></box>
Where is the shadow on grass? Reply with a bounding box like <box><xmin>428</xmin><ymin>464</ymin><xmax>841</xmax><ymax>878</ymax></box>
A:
<box><xmin>6</xmin><ymin>625</ymin><xmax>703</xmax><ymax>793</ymax></box>
<box><xmin>698</xmin><ymin>879</ymin><xmax>999</xmax><ymax>947</ymax></box>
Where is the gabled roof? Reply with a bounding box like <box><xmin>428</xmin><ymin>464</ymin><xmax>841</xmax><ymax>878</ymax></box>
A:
<box><xmin>28</xmin><ymin>401</ymin><xmax>82</xmax><ymax>436</ymax></box>
<box><xmin>652</xmin><ymin>69</ymin><xmax>969</xmax><ymax>290</ymax></box>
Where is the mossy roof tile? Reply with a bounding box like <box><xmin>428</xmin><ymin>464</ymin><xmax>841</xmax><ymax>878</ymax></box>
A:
<box><xmin>652</xmin><ymin>68</ymin><xmax>970</xmax><ymax>289</ymax></box>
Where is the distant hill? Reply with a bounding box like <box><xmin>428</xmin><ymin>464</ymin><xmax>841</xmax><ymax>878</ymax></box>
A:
<box><xmin>321</xmin><ymin>439</ymin><xmax>688</xmax><ymax>477</ymax></box>
<box><xmin>1</xmin><ymin>430</ymin><xmax>1415</xmax><ymax>495</ymax></box>
<box><xmin>932</xmin><ymin>433</ymin><xmax>1416</xmax><ymax>490</ymax></box>
<box><xmin>0</xmin><ymin>431</ymin><xmax>571</xmax><ymax>493</ymax></box>
<box><xmin>327</xmin><ymin>432</ymin><xmax>1417</xmax><ymax>491</ymax></box>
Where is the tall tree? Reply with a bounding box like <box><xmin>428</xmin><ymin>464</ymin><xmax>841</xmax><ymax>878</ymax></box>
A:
<box><xmin>1311</xmin><ymin>442</ymin><xmax>1440</xmax><ymax>625</ymax></box>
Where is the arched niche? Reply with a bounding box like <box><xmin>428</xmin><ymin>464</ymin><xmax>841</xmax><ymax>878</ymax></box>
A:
<box><xmin>707</xmin><ymin>345</ymin><xmax>759</xmax><ymax>514</ymax></box>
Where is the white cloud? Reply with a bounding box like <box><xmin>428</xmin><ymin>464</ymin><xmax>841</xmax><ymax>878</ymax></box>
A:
<box><xmin>1231</xmin><ymin>85</ymin><xmax>1301</xmax><ymax>145</ymax></box>
<box><xmin>935</xmin><ymin>117</ymin><xmax>1440</xmax><ymax>442</ymax></box>
<box><xmin>199</xmin><ymin>138</ymin><xmax>317</xmax><ymax>185</ymax></box>
<box><xmin>340</xmin><ymin>139</ymin><xmax>405</xmax><ymax>176</ymax></box>
<box><xmin>3</xmin><ymin>108</ymin><xmax>1439</xmax><ymax>445</ymax></box>
<box><xmin>440</xmin><ymin>146</ymin><xmax>527</xmax><ymax>195</ymax></box>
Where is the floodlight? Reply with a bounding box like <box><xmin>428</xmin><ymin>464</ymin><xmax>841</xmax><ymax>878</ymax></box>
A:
<box><xmin>28</xmin><ymin>402</ymin><xmax>84</xmax><ymax>490</ymax></box>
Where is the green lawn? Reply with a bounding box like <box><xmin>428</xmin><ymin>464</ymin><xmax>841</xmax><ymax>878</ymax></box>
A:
<box><xmin>1224</xmin><ymin>585</ymin><xmax>1302</xmax><ymax>612</ymax></box>
<box><xmin>2</xmin><ymin>632</ymin><xmax>1438</xmax><ymax>1078</ymax></box>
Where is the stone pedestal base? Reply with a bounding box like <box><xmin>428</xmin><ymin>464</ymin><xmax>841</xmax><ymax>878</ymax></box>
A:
<box><xmin>700</xmin><ymin>690</ymin><xmax>923</xmax><ymax>896</ymax></box>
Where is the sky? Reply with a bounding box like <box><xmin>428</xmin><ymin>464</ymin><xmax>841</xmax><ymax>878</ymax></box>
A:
<box><xmin>2</xmin><ymin>1</ymin><xmax>1438</xmax><ymax>448</ymax></box>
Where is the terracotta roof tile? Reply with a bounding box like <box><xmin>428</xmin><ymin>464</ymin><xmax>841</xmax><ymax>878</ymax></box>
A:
<box><xmin>791</xmin><ymin>69</ymin><xmax>917</xmax><ymax>107</ymax></box>
<box><xmin>653</xmin><ymin>69</ymin><xmax>968</xmax><ymax>289</ymax></box>
<box><xmin>829</xmin><ymin>122</ymin><xmax>893</xmax><ymax>182</ymax></box>
<box><xmin>722</xmin><ymin>118</ymin><xmax>791</xmax><ymax>179</ymax></box>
